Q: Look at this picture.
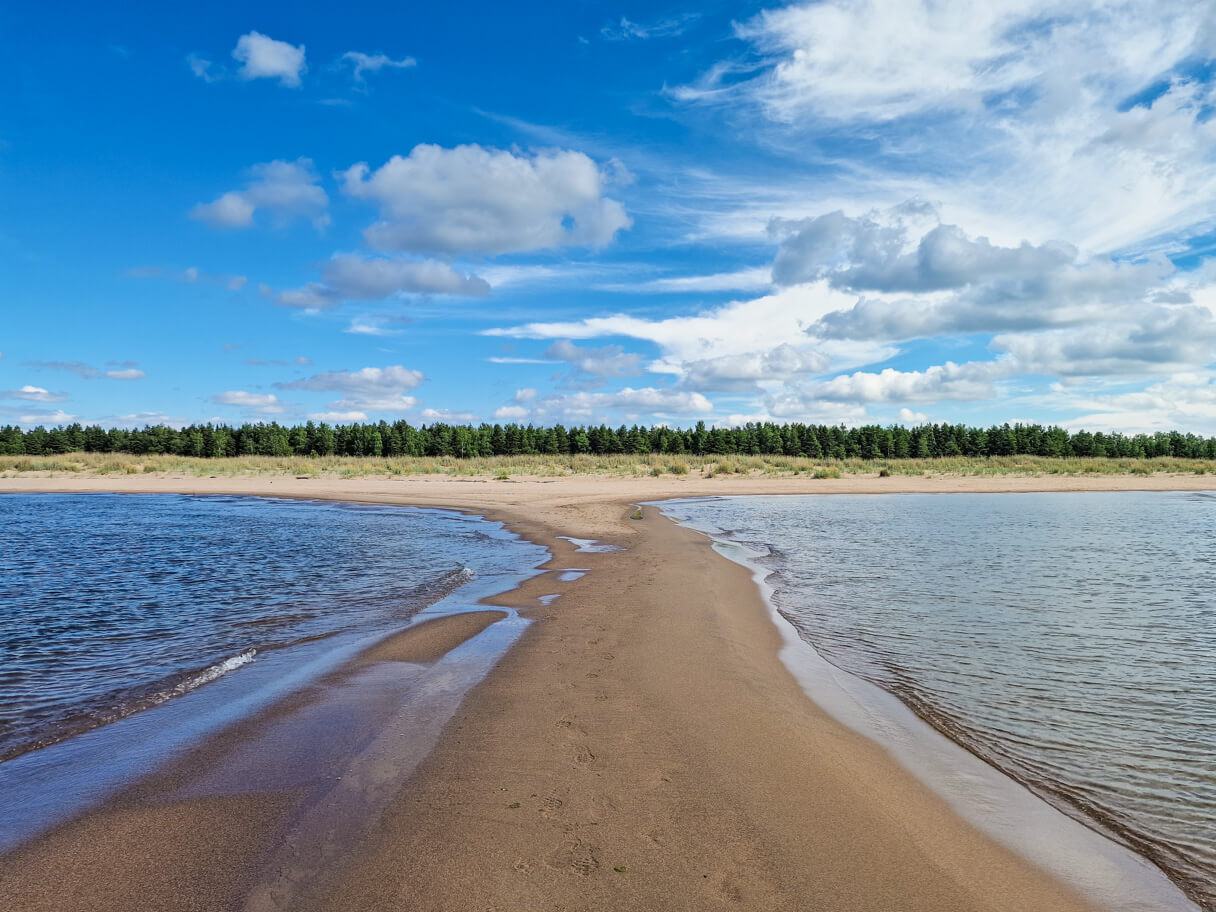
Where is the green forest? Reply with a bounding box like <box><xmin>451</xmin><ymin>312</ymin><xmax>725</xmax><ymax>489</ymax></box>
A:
<box><xmin>2</xmin><ymin>420</ymin><xmax>1214</xmax><ymax>461</ymax></box>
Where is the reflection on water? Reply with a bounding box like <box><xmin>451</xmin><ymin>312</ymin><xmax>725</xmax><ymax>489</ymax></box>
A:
<box><xmin>661</xmin><ymin>492</ymin><xmax>1216</xmax><ymax>910</ymax></box>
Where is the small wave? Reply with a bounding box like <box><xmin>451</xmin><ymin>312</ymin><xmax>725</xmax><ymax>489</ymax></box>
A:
<box><xmin>152</xmin><ymin>649</ymin><xmax>256</xmax><ymax>704</ymax></box>
<box><xmin>0</xmin><ymin>649</ymin><xmax>257</xmax><ymax>763</ymax></box>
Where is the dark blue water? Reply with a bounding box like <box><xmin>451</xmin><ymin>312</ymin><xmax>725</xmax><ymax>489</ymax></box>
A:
<box><xmin>0</xmin><ymin>494</ymin><xmax>545</xmax><ymax>764</ymax></box>
<box><xmin>661</xmin><ymin>492</ymin><xmax>1216</xmax><ymax>910</ymax></box>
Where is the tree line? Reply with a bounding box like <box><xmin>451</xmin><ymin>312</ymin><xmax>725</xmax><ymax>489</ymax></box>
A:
<box><xmin>3</xmin><ymin>419</ymin><xmax>1215</xmax><ymax>461</ymax></box>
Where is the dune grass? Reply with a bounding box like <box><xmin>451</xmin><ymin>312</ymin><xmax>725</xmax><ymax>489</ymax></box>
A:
<box><xmin>2</xmin><ymin>451</ymin><xmax>1214</xmax><ymax>480</ymax></box>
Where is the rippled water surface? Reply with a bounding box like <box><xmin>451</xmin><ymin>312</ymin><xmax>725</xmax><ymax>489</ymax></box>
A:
<box><xmin>0</xmin><ymin>493</ymin><xmax>544</xmax><ymax>763</ymax></box>
<box><xmin>661</xmin><ymin>492</ymin><xmax>1216</xmax><ymax>909</ymax></box>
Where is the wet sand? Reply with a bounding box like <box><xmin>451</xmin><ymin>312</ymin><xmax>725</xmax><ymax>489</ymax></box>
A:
<box><xmin>4</xmin><ymin>471</ymin><xmax>1205</xmax><ymax>910</ymax></box>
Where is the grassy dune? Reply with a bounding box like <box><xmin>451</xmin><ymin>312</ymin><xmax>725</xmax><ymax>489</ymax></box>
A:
<box><xmin>2</xmin><ymin>451</ymin><xmax>1213</xmax><ymax>480</ymax></box>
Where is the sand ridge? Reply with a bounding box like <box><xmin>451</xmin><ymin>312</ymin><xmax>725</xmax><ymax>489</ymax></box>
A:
<box><xmin>0</xmin><ymin>473</ymin><xmax>1189</xmax><ymax>909</ymax></box>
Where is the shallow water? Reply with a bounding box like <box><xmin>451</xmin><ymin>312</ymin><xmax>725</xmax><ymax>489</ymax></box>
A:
<box><xmin>660</xmin><ymin>492</ymin><xmax>1215</xmax><ymax>910</ymax></box>
<box><xmin>0</xmin><ymin>494</ymin><xmax>545</xmax><ymax>764</ymax></box>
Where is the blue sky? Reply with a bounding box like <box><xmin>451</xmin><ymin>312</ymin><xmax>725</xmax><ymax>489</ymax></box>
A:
<box><xmin>4</xmin><ymin>1</ymin><xmax>1216</xmax><ymax>432</ymax></box>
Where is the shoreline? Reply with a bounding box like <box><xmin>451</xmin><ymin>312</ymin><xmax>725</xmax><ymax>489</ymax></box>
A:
<box><xmin>1</xmin><ymin>474</ymin><xmax>1207</xmax><ymax>910</ymax></box>
<box><xmin>657</xmin><ymin>500</ymin><xmax>1199</xmax><ymax>912</ymax></box>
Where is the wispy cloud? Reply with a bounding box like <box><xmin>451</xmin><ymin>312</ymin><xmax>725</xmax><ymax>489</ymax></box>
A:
<box><xmin>25</xmin><ymin>360</ymin><xmax>145</xmax><ymax>380</ymax></box>
<box><xmin>601</xmin><ymin>13</ymin><xmax>700</xmax><ymax>41</ymax></box>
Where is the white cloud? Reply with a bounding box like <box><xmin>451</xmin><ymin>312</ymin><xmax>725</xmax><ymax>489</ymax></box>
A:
<box><xmin>276</xmin><ymin>365</ymin><xmax>424</xmax><ymax>415</ymax></box>
<box><xmin>102</xmin><ymin>411</ymin><xmax>184</xmax><ymax>428</ymax></box>
<box><xmin>308</xmin><ymin>410</ymin><xmax>367</xmax><ymax>422</ymax></box>
<box><xmin>545</xmin><ymin>339</ymin><xmax>643</xmax><ymax>383</ymax></box>
<box><xmin>322</xmin><ymin>253</ymin><xmax>490</xmax><ymax>298</ymax></box>
<box><xmin>601</xmin><ymin>14</ymin><xmax>699</xmax><ymax>41</ymax></box>
<box><xmin>264</xmin><ymin>282</ymin><xmax>337</xmax><ymax>310</ymax></box>
<box><xmin>598</xmin><ymin>266</ymin><xmax>773</xmax><ymax>295</ymax></box>
<box><xmin>340</xmin><ymin>144</ymin><xmax>631</xmax><ymax>255</ymax></box>
<box><xmin>678</xmin><ymin>2</ymin><xmax>1216</xmax><ymax>258</ymax></box>
<box><xmin>488</xmin><ymin>282</ymin><xmax>892</xmax><ymax>381</ymax></box>
<box><xmin>186</xmin><ymin>53</ymin><xmax>219</xmax><ymax>83</ymax></box>
<box><xmin>339</xmin><ymin>51</ymin><xmax>416</xmax><ymax>83</ymax></box>
<box><xmin>277</xmin><ymin>365</ymin><xmax>424</xmax><ymax>394</ymax></box>
<box><xmin>514</xmin><ymin>387</ymin><xmax>538</xmax><ymax>402</ymax></box>
<box><xmin>898</xmin><ymin>408</ymin><xmax>929</xmax><ymax>424</ymax></box>
<box><xmin>190</xmin><ymin>192</ymin><xmax>255</xmax><ymax>228</ymax></box>
<box><xmin>680</xmin><ymin>344</ymin><xmax>829</xmax><ymax>393</ymax></box>
<box><xmin>771</xmin><ymin>203</ymin><xmax>1075</xmax><ymax>292</ymax></box>
<box><xmin>25</xmin><ymin>360</ymin><xmax>144</xmax><ymax>380</ymax></box>
<box><xmin>211</xmin><ymin>390</ymin><xmax>283</xmax><ymax>414</ymax></box>
<box><xmin>502</xmin><ymin>387</ymin><xmax>715</xmax><ymax>423</ymax></box>
<box><xmin>0</xmin><ymin>406</ymin><xmax>78</xmax><ymax>426</ymax></box>
<box><xmin>419</xmin><ymin>407</ymin><xmax>476</xmax><ymax>423</ymax></box>
<box><xmin>344</xmin><ymin>317</ymin><xmax>402</xmax><ymax>337</ymax></box>
<box><xmin>1058</xmin><ymin>373</ymin><xmax>1216</xmax><ymax>434</ymax></box>
<box><xmin>807</xmin><ymin>361</ymin><xmax>1009</xmax><ymax>403</ymax></box>
<box><xmin>493</xmin><ymin>405</ymin><xmax>530</xmax><ymax>421</ymax></box>
<box><xmin>192</xmin><ymin>159</ymin><xmax>329</xmax><ymax>231</ymax></box>
<box><xmin>232</xmin><ymin>31</ymin><xmax>306</xmax><ymax>87</ymax></box>
<box><xmin>991</xmin><ymin>306</ymin><xmax>1216</xmax><ymax>377</ymax></box>
<box><xmin>2</xmin><ymin>385</ymin><xmax>67</xmax><ymax>402</ymax></box>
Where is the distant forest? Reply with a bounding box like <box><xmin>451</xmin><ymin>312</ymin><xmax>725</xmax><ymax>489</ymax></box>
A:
<box><xmin>3</xmin><ymin>420</ymin><xmax>1215</xmax><ymax>461</ymax></box>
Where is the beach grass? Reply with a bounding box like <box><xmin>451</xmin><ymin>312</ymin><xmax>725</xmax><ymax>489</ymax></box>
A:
<box><xmin>3</xmin><ymin>451</ymin><xmax>1216</xmax><ymax>480</ymax></box>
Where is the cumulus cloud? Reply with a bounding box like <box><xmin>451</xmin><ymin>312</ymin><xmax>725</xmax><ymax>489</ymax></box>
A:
<box><xmin>276</xmin><ymin>365</ymin><xmax>424</xmax><ymax>415</ymax></box>
<box><xmin>191</xmin><ymin>159</ymin><xmax>329</xmax><ymax>231</ymax></box>
<box><xmin>339</xmin><ymin>51</ymin><xmax>416</xmax><ymax>83</ymax></box>
<box><xmin>267</xmin><ymin>254</ymin><xmax>489</xmax><ymax>313</ymax></box>
<box><xmin>991</xmin><ymin>305</ymin><xmax>1216</xmax><ymax>378</ymax></box>
<box><xmin>544</xmin><ymin>339</ymin><xmax>643</xmax><ymax>387</ymax></box>
<box><xmin>808</xmin><ymin>360</ymin><xmax>1010</xmax><ymax>404</ymax></box>
<box><xmin>211</xmin><ymin>390</ymin><xmax>283</xmax><ymax>414</ymax></box>
<box><xmin>779</xmin><ymin>202</ymin><xmax>1196</xmax><ymax>354</ymax></box>
<box><xmin>771</xmin><ymin>204</ymin><xmax>1076</xmax><ymax>292</ymax></box>
<box><xmin>340</xmin><ymin>144</ymin><xmax>631</xmax><ymax>255</ymax></box>
<box><xmin>1</xmin><ymin>385</ymin><xmax>67</xmax><ymax>402</ymax></box>
<box><xmin>265</xmin><ymin>282</ymin><xmax>339</xmax><ymax>310</ymax></box>
<box><xmin>1057</xmin><ymin>373</ymin><xmax>1216</xmax><ymax>433</ymax></box>
<box><xmin>498</xmin><ymin>387</ymin><xmax>714</xmax><ymax>423</ymax></box>
<box><xmin>680</xmin><ymin>344</ymin><xmax>829</xmax><ymax>393</ymax></box>
<box><xmin>322</xmin><ymin>254</ymin><xmax>490</xmax><ymax>298</ymax></box>
<box><xmin>232</xmin><ymin>31</ymin><xmax>306</xmax><ymax>87</ymax></box>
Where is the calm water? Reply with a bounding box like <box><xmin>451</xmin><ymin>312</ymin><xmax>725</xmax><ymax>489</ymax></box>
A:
<box><xmin>661</xmin><ymin>492</ymin><xmax>1215</xmax><ymax>910</ymax></box>
<box><xmin>0</xmin><ymin>494</ymin><xmax>545</xmax><ymax>765</ymax></box>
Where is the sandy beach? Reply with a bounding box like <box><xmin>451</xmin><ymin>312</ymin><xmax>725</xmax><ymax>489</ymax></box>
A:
<box><xmin>3</xmin><ymin>471</ymin><xmax>1211</xmax><ymax>911</ymax></box>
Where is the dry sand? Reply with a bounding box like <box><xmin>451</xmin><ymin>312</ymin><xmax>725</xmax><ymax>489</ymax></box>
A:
<box><xmin>3</xmin><ymin>471</ymin><xmax>1208</xmax><ymax>910</ymax></box>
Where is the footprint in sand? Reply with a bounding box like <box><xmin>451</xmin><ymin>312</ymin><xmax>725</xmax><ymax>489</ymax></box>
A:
<box><xmin>545</xmin><ymin>839</ymin><xmax>600</xmax><ymax>876</ymax></box>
